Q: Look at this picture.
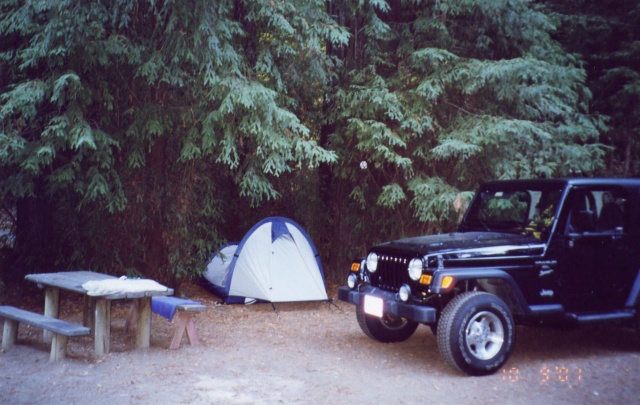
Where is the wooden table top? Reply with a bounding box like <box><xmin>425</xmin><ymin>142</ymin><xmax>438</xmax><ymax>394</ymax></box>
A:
<box><xmin>25</xmin><ymin>271</ymin><xmax>173</xmax><ymax>299</ymax></box>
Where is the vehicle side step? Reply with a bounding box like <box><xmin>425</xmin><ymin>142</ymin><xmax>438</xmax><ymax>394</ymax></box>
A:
<box><xmin>570</xmin><ymin>310</ymin><xmax>635</xmax><ymax>324</ymax></box>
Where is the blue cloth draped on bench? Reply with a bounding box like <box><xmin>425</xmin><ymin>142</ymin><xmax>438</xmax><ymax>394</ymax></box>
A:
<box><xmin>151</xmin><ymin>296</ymin><xmax>202</xmax><ymax>321</ymax></box>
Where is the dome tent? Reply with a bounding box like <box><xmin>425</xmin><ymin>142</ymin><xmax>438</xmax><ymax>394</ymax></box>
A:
<box><xmin>203</xmin><ymin>217</ymin><xmax>328</xmax><ymax>304</ymax></box>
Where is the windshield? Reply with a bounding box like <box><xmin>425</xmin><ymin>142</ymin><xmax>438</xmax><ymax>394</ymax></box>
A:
<box><xmin>461</xmin><ymin>184</ymin><xmax>564</xmax><ymax>240</ymax></box>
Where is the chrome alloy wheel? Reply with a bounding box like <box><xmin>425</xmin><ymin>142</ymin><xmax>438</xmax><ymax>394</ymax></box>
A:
<box><xmin>464</xmin><ymin>310</ymin><xmax>505</xmax><ymax>360</ymax></box>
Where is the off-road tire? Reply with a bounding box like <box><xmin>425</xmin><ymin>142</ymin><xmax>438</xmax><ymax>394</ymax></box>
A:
<box><xmin>437</xmin><ymin>292</ymin><xmax>515</xmax><ymax>376</ymax></box>
<box><xmin>356</xmin><ymin>305</ymin><xmax>418</xmax><ymax>343</ymax></box>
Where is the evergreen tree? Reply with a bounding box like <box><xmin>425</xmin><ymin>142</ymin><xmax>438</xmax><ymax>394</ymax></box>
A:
<box><xmin>544</xmin><ymin>0</ymin><xmax>640</xmax><ymax>176</ymax></box>
<box><xmin>0</xmin><ymin>0</ymin><xmax>344</xmax><ymax>285</ymax></box>
<box><xmin>320</xmin><ymin>0</ymin><xmax>605</xmax><ymax>278</ymax></box>
<box><xmin>0</xmin><ymin>0</ymin><xmax>610</xmax><ymax>284</ymax></box>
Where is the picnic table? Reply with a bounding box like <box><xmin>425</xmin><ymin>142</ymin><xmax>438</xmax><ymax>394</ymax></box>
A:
<box><xmin>25</xmin><ymin>271</ymin><xmax>173</xmax><ymax>355</ymax></box>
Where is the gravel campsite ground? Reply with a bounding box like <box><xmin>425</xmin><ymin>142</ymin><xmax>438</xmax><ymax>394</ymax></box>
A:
<box><xmin>1</xmin><ymin>281</ymin><xmax>640</xmax><ymax>404</ymax></box>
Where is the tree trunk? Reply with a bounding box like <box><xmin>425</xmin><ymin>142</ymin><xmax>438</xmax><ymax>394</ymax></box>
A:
<box><xmin>328</xmin><ymin>180</ymin><xmax>351</xmax><ymax>282</ymax></box>
<box><xmin>624</xmin><ymin>129</ymin><xmax>632</xmax><ymax>177</ymax></box>
<box><xmin>143</xmin><ymin>136</ymin><xmax>169</xmax><ymax>285</ymax></box>
<box><xmin>12</xmin><ymin>181</ymin><xmax>55</xmax><ymax>281</ymax></box>
<box><xmin>318</xmin><ymin>119</ymin><xmax>338</xmax><ymax>281</ymax></box>
<box><xmin>320</xmin><ymin>0</ymin><xmax>360</xmax><ymax>283</ymax></box>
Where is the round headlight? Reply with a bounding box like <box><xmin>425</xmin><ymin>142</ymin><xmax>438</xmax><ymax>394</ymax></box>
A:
<box><xmin>347</xmin><ymin>273</ymin><xmax>359</xmax><ymax>289</ymax></box>
<box><xmin>399</xmin><ymin>284</ymin><xmax>411</xmax><ymax>302</ymax></box>
<box><xmin>366</xmin><ymin>252</ymin><xmax>378</xmax><ymax>273</ymax></box>
<box><xmin>408</xmin><ymin>258</ymin><xmax>423</xmax><ymax>281</ymax></box>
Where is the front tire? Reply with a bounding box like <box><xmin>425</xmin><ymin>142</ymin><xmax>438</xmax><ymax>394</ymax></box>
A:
<box><xmin>437</xmin><ymin>292</ymin><xmax>515</xmax><ymax>376</ymax></box>
<box><xmin>356</xmin><ymin>305</ymin><xmax>418</xmax><ymax>343</ymax></box>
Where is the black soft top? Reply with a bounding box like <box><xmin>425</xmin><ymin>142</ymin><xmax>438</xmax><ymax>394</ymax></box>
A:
<box><xmin>479</xmin><ymin>177</ymin><xmax>640</xmax><ymax>190</ymax></box>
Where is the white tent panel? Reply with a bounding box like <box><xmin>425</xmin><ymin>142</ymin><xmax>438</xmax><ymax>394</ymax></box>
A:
<box><xmin>228</xmin><ymin>222</ymin><xmax>273</xmax><ymax>300</ymax></box>
<box><xmin>205</xmin><ymin>217</ymin><xmax>327</xmax><ymax>303</ymax></box>
<box><xmin>267</xmin><ymin>225</ymin><xmax>327</xmax><ymax>301</ymax></box>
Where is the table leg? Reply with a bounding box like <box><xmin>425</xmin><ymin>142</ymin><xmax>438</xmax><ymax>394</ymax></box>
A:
<box><xmin>135</xmin><ymin>297</ymin><xmax>152</xmax><ymax>349</ymax></box>
<box><xmin>83</xmin><ymin>296</ymin><xmax>95</xmax><ymax>332</ymax></box>
<box><xmin>125</xmin><ymin>300</ymin><xmax>139</xmax><ymax>333</ymax></box>
<box><xmin>94</xmin><ymin>299</ymin><xmax>111</xmax><ymax>355</ymax></box>
<box><xmin>43</xmin><ymin>287</ymin><xmax>60</xmax><ymax>343</ymax></box>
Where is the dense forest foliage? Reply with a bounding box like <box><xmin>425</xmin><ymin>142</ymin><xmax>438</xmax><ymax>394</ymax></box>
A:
<box><xmin>0</xmin><ymin>0</ymin><xmax>638</xmax><ymax>286</ymax></box>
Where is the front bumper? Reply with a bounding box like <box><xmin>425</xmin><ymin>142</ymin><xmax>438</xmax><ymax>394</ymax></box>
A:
<box><xmin>338</xmin><ymin>285</ymin><xmax>437</xmax><ymax>324</ymax></box>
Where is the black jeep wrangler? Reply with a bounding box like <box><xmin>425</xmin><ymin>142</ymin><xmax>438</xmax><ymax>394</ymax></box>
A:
<box><xmin>338</xmin><ymin>178</ymin><xmax>640</xmax><ymax>375</ymax></box>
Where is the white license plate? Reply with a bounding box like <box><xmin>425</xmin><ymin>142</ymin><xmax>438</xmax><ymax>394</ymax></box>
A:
<box><xmin>364</xmin><ymin>295</ymin><xmax>384</xmax><ymax>318</ymax></box>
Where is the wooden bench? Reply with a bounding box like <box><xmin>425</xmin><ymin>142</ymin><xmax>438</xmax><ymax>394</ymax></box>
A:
<box><xmin>168</xmin><ymin>303</ymin><xmax>208</xmax><ymax>350</ymax></box>
<box><xmin>0</xmin><ymin>305</ymin><xmax>91</xmax><ymax>361</ymax></box>
<box><xmin>127</xmin><ymin>297</ymin><xmax>208</xmax><ymax>349</ymax></box>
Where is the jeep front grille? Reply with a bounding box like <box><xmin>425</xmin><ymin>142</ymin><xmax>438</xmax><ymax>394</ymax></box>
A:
<box><xmin>369</xmin><ymin>253</ymin><xmax>412</xmax><ymax>292</ymax></box>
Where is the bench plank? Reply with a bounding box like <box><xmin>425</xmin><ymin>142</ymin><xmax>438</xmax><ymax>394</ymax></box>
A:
<box><xmin>0</xmin><ymin>306</ymin><xmax>90</xmax><ymax>337</ymax></box>
<box><xmin>0</xmin><ymin>305</ymin><xmax>91</xmax><ymax>362</ymax></box>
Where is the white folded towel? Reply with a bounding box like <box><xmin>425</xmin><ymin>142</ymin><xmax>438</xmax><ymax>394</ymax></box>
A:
<box><xmin>82</xmin><ymin>276</ymin><xmax>168</xmax><ymax>296</ymax></box>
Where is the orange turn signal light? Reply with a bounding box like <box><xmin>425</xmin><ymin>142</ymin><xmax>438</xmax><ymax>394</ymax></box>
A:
<box><xmin>419</xmin><ymin>275</ymin><xmax>432</xmax><ymax>285</ymax></box>
<box><xmin>351</xmin><ymin>262</ymin><xmax>360</xmax><ymax>272</ymax></box>
<box><xmin>441</xmin><ymin>276</ymin><xmax>454</xmax><ymax>289</ymax></box>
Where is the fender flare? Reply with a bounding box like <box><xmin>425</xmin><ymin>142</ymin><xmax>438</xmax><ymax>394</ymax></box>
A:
<box><xmin>430</xmin><ymin>268</ymin><xmax>531</xmax><ymax>315</ymax></box>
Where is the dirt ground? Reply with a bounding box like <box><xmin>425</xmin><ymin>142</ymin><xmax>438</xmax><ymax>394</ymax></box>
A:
<box><xmin>1</xmin><ymin>281</ymin><xmax>640</xmax><ymax>404</ymax></box>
